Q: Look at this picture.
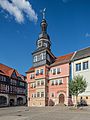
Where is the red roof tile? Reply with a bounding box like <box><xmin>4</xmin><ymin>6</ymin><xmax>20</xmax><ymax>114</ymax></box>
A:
<box><xmin>50</xmin><ymin>52</ymin><xmax>74</xmax><ymax>67</ymax></box>
<box><xmin>26</xmin><ymin>67</ymin><xmax>35</xmax><ymax>73</ymax></box>
<box><xmin>0</xmin><ymin>63</ymin><xmax>25</xmax><ymax>81</ymax></box>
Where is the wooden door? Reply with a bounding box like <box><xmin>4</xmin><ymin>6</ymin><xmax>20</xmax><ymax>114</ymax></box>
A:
<box><xmin>59</xmin><ymin>94</ymin><xmax>64</xmax><ymax>104</ymax></box>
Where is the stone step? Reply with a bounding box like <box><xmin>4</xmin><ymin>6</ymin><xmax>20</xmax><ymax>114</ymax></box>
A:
<box><xmin>56</xmin><ymin>103</ymin><xmax>65</xmax><ymax>106</ymax></box>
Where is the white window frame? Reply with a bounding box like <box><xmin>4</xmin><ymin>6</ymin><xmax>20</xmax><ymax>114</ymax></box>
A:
<box><xmin>83</xmin><ymin>61</ymin><xmax>89</xmax><ymax>70</ymax></box>
<box><xmin>41</xmin><ymin>91</ymin><xmax>45</xmax><ymax>97</ymax></box>
<box><xmin>40</xmin><ymin>53</ymin><xmax>44</xmax><ymax>60</ymax></box>
<box><xmin>58</xmin><ymin>79</ymin><xmax>63</xmax><ymax>85</ymax></box>
<box><xmin>33</xmin><ymin>56</ymin><xmax>37</xmax><ymax>62</ymax></box>
<box><xmin>51</xmin><ymin>80</ymin><xmax>55</xmax><ymax>85</ymax></box>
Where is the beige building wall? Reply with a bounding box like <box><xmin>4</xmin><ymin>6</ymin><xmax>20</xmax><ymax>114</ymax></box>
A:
<box><xmin>72</xmin><ymin>57</ymin><xmax>90</xmax><ymax>105</ymax></box>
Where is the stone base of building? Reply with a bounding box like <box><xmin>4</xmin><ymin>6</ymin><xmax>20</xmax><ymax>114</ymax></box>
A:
<box><xmin>0</xmin><ymin>93</ymin><xmax>26</xmax><ymax>107</ymax></box>
<box><xmin>72</xmin><ymin>95</ymin><xmax>90</xmax><ymax>106</ymax></box>
<box><xmin>28</xmin><ymin>97</ymin><xmax>69</xmax><ymax>107</ymax></box>
<box><xmin>28</xmin><ymin>98</ymin><xmax>46</xmax><ymax>107</ymax></box>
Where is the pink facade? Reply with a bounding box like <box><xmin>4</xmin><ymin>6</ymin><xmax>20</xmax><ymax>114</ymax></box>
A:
<box><xmin>26</xmin><ymin>54</ymin><xmax>73</xmax><ymax>106</ymax></box>
<box><xmin>48</xmin><ymin>63</ymin><xmax>69</xmax><ymax>105</ymax></box>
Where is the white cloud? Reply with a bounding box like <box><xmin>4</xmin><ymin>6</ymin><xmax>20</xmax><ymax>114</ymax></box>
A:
<box><xmin>62</xmin><ymin>0</ymin><xmax>72</xmax><ymax>3</ymax></box>
<box><xmin>0</xmin><ymin>0</ymin><xmax>38</xmax><ymax>23</ymax></box>
<box><xmin>85</xmin><ymin>33</ymin><xmax>90</xmax><ymax>37</ymax></box>
<box><xmin>12</xmin><ymin>0</ymin><xmax>38</xmax><ymax>23</ymax></box>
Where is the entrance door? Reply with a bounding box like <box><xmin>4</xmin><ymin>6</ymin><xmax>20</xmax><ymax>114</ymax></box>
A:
<box><xmin>59</xmin><ymin>94</ymin><xmax>64</xmax><ymax>104</ymax></box>
<box><xmin>10</xmin><ymin>99</ymin><xmax>14</xmax><ymax>106</ymax></box>
<box><xmin>17</xmin><ymin>97</ymin><xmax>23</xmax><ymax>105</ymax></box>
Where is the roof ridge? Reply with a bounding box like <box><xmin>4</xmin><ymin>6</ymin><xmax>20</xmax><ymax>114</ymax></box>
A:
<box><xmin>76</xmin><ymin>46</ymin><xmax>90</xmax><ymax>52</ymax></box>
<box><xmin>0</xmin><ymin>63</ymin><xmax>14</xmax><ymax>70</ymax></box>
<box><xmin>56</xmin><ymin>52</ymin><xmax>74</xmax><ymax>59</ymax></box>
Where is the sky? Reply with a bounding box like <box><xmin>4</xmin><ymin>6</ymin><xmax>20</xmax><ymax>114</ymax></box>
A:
<box><xmin>0</xmin><ymin>0</ymin><xmax>90</xmax><ymax>75</ymax></box>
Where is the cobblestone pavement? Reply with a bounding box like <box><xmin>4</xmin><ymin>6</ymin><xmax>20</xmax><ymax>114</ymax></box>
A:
<box><xmin>0</xmin><ymin>106</ymin><xmax>90</xmax><ymax>120</ymax></box>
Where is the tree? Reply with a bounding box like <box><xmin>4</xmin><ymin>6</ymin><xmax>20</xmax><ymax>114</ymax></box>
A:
<box><xmin>69</xmin><ymin>75</ymin><xmax>87</xmax><ymax>107</ymax></box>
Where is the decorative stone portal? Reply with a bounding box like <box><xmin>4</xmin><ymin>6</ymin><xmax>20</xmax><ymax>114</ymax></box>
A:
<box><xmin>59</xmin><ymin>94</ymin><xmax>65</xmax><ymax>104</ymax></box>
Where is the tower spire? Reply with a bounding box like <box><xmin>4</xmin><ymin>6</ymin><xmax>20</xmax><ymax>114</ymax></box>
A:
<box><xmin>41</xmin><ymin>8</ymin><xmax>46</xmax><ymax>19</ymax></box>
<box><xmin>40</xmin><ymin>8</ymin><xmax>47</xmax><ymax>33</ymax></box>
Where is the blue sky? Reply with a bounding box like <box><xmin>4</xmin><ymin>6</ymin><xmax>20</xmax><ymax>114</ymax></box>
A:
<box><xmin>0</xmin><ymin>0</ymin><xmax>90</xmax><ymax>75</ymax></box>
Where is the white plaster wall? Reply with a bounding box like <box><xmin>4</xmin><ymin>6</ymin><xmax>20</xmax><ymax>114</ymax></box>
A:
<box><xmin>72</xmin><ymin>57</ymin><xmax>90</xmax><ymax>96</ymax></box>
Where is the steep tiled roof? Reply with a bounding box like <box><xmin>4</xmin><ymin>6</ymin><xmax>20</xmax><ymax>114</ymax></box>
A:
<box><xmin>26</xmin><ymin>67</ymin><xmax>35</xmax><ymax>73</ymax></box>
<box><xmin>50</xmin><ymin>52</ymin><xmax>74</xmax><ymax>67</ymax></box>
<box><xmin>0</xmin><ymin>63</ymin><xmax>25</xmax><ymax>81</ymax></box>
<box><xmin>0</xmin><ymin>63</ymin><xmax>13</xmax><ymax>76</ymax></box>
<box><xmin>73</xmin><ymin>47</ymin><xmax>90</xmax><ymax>61</ymax></box>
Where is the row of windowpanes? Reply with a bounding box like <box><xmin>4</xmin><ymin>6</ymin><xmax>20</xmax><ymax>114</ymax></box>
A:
<box><xmin>36</xmin><ymin>69</ymin><xmax>44</xmax><ymax>75</ymax></box>
<box><xmin>32</xmin><ymin>92</ymin><xmax>44</xmax><ymax>98</ymax></box>
<box><xmin>0</xmin><ymin>84</ymin><xmax>9</xmax><ymax>92</ymax></box>
<box><xmin>0</xmin><ymin>84</ymin><xmax>25</xmax><ymax>94</ymax></box>
<box><xmin>10</xmin><ymin>79</ymin><xmax>17</xmax><ymax>85</ymax></box>
<box><xmin>50</xmin><ymin>68</ymin><xmax>61</xmax><ymax>75</ymax></box>
<box><xmin>33</xmin><ymin>53</ymin><xmax>46</xmax><ymax>62</ymax></box>
<box><xmin>11</xmin><ymin>79</ymin><xmax>25</xmax><ymax>87</ymax></box>
<box><xmin>31</xmin><ymin>81</ymin><xmax>45</xmax><ymax>88</ymax></box>
<box><xmin>17</xmin><ymin>88</ymin><xmax>25</xmax><ymax>94</ymax></box>
<box><xmin>51</xmin><ymin>80</ymin><xmax>63</xmax><ymax>85</ymax></box>
<box><xmin>0</xmin><ymin>76</ymin><xmax>7</xmax><ymax>82</ymax></box>
<box><xmin>30</xmin><ymin>68</ymin><xmax>61</xmax><ymax>78</ymax></box>
<box><xmin>76</xmin><ymin>61</ymin><xmax>89</xmax><ymax>71</ymax></box>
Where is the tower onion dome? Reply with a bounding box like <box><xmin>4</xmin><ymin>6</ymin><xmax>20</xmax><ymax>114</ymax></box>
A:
<box><xmin>39</xmin><ymin>19</ymin><xmax>50</xmax><ymax>40</ymax></box>
<box><xmin>36</xmin><ymin>9</ymin><xmax>51</xmax><ymax>50</ymax></box>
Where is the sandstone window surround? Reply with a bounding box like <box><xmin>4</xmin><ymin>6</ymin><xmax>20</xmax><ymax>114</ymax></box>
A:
<box><xmin>51</xmin><ymin>79</ymin><xmax>63</xmax><ymax>86</ymax></box>
<box><xmin>50</xmin><ymin>68</ymin><xmax>61</xmax><ymax>75</ymax></box>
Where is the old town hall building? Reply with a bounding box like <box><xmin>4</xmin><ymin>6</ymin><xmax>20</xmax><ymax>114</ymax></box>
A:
<box><xmin>26</xmin><ymin>15</ymin><xmax>74</xmax><ymax>106</ymax></box>
<box><xmin>26</xmin><ymin>14</ymin><xmax>90</xmax><ymax>107</ymax></box>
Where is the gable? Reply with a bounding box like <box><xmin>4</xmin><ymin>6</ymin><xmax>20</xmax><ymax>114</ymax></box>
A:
<box><xmin>11</xmin><ymin>70</ymin><xmax>17</xmax><ymax>79</ymax></box>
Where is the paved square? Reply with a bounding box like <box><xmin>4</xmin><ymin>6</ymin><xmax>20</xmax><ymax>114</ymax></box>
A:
<box><xmin>0</xmin><ymin>106</ymin><xmax>90</xmax><ymax>120</ymax></box>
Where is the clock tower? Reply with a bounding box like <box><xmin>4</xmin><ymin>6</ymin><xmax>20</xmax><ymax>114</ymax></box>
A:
<box><xmin>32</xmin><ymin>11</ymin><xmax>55</xmax><ymax>67</ymax></box>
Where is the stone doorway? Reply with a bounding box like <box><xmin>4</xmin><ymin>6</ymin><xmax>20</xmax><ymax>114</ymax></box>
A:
<box><xmin>59</xmin><ymin>94</ymin><xmax>64</xmax><ymax>104</ymax></box>
<box><xmin>9</xmin><ymin>99</ymin><xmax>14</xmax><ymax>106</ymax></box>
<box><xmin>17</xmin><ymin>97</ymin><xmax>23</xmax><ymax>105</ymax></box>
